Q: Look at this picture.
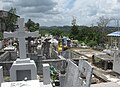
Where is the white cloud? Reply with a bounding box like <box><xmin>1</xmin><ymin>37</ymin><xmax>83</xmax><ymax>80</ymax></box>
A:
<box><xmin>0</xmin><ymin>0</ymin><xmax>120</xmax><ymax>26</ymax></box>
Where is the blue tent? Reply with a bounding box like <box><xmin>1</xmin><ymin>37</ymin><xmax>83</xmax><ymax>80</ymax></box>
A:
<box><xmin>107</xmin><ymin>31</ymin><xmax>120</xmax><ymax>37</ymax></box>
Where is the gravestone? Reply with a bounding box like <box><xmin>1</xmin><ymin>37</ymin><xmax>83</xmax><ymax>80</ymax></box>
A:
<box><xmin>42</xmin><ymin>38</ymin><xmax>51</xmax><ymax>59</ymax></box>
<box><xmin>4</xmin><ymin>18</ymin><xmax>39</xmax><ymax>81</ymax></box>
<box><xmin>0</xmin><ymin>66</ymin><xmax>4</xmax><ymax>86</ymax></box>
<box><xmin>78</xmin><ymin>59</ymin><xmax>93</xmax><ymax>87</ymax></box>
<box><xmin>43</xmin><ymin>64</ymin><xmax>50</xmax><ymax>85</ymax></box>
<box><xmin>63</xmin><ymin>59</ymin><xmax>93</xmax><ymax>87</ymax></box>
<box><xmin>0</xmin><ymin>41</ymin><xmax>3</xmax><ymax>49</ymax></box>
<box><xmin>113</xmin><ymin>48</ymin><xmax>120</xmax><ymax>74</ymax></box>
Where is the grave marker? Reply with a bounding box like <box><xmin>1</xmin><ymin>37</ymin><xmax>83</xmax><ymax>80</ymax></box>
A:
<box><xmin>4</xmin><ymin>18</ymin><xmax>39</xmax><ymax>81</ymax></box>
<box><xmin>0</xmin><ymin>66</ymin><xmax>4</xmax><ymax>86</ymax></box>
<box><xmin>4</xmin><ymin>18</ymin><xmax>39</xmax><ymax>59</ymax></box>
<box><xmin>63</xmin><ymin>59</ymin><xmax>93</xmax><ymax>87</ymax></box>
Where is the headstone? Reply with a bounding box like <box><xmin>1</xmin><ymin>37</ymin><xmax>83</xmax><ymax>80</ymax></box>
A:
<box><xmin>37</xmin><ymin>44</ymin><xmax>42</xmax><ymax>55</ymax></box>
<box><xmin>59</xmin><ymin>73</ymin><xmax>66</xmax><ymax>87</ymax></box>
<box><xmin>0</xmin><ymin>66</ymin><xmax>4</xmax><ymax>86</ymax></box>
<box><xmin>78</xmin><ymin>59</ymin><xmax>93</xmax><ymax>87</ymax></box>
<box><xmin>42</xmin><ymin>39</ymin><xmax>51</xmax><ymax>58</ymax></box>
<box><xmin>43</xmin><ymin>64</ymin><xmax>50</xmax><ymax>85</ymax></box>
<box><xmin>63</xmin><ymin>59</ymin><xmax>93</xmax><ymax>87</ymax></box>
<box><xmin>113</xmin><ymin>48</ymin><xmax>120</xmax><ymax>74</ymax></box>
<box><xmin>4</xmin><ymin>18</ymin><xmax>39</xmax><ymax>81</ymax></box>
<box><xmin>63</xmin><ymin>60</ymin><xmax>79</xmax><ymax>87</ymax></box>
<box><xmin>0</xmin><ymin>41</ymin><xmax>3</xmax><ymax>49</ymax></box>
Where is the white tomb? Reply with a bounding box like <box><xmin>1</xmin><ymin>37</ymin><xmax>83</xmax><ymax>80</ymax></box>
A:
<box><xmin>4</xmin><ymin>18</ymin><xmax>39</xmax><ymax>81</ymax></box>
<box><xmin>112</xmin><ymin>41</ymin><xmax>120</xmax><ymax>74</ymax></box>
<box><xmin>113</xmin><ymin>48</ymin><xmax>120</xmax><ymax>74</ymax></box>
<box><xmin>1</xmin><ymin>80</ymin><xmax>53</xmax><ymax>87</ymax></box>
<box><xmin>1</xmin><ymin>64</ymin><xmax>52</xmax><ymax>87</ymax></box>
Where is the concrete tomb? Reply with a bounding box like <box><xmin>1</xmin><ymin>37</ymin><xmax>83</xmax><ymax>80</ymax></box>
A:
<box><xmin>113</xmin><ymin>48</ymin><xmax>120</xmax><ymax>74</ymax></box>
<box><xmin>63</xmin><ymin>59</ymin><xmax>93</xmax><ymax>87</ymax></box>
<box><xmin>4</xmin><ymin>18</ymin><xmax>39</xmax><ymax>81</ymax></box>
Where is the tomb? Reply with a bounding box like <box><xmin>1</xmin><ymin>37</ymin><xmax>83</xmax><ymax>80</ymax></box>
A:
<box><xmin>42</xmin><ymin>38</ymin><xmax>51</xmax><ymax>59</ymax></box>
<box><xmin>113</xmin><ymin>48</ymin><xmax>120</xmax><ymax>74</ymax></box>
<box><xmin>93</xmin><ymin>53</ymin><xmax>114</xmax><ymax>70</ymax></box>
<box><xmin>0</xmin><ymin>66</ymin><xmax>4</xmax><ymax>86</ymax></box>
<box><xmin>4</xmin><ymin>39</ymin><xmax>16</xmax><ymax>51</ymax></box>
<box><xmin>63</xmin><ymin>59</ymin><xmax>93</xmax><ymax>87</ymax></box>
<box><xmin>4</xmin><ymin>18</ymin><xmax>39</xmax><ymax>81</ymax></box>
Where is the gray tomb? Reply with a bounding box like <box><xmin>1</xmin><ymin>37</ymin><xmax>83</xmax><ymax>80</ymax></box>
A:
<box><xmin>4</xmin><ymin>18</ymin><xmax>39</xmax><ymax>81</ymax></box>
<box><xmin>63</xmin><ymin>59</ymin><xmax>93</xmax><ymax>87</ymax></box>
<box><xmin>113</xmin><ymin>48</ymin><xmax>120</xmax><ymax>74</ymax></box>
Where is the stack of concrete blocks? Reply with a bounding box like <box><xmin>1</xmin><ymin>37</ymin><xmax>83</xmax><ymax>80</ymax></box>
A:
<box><xmin>62</xmin><ymin>59</ymin><xmax>93</xmax><ymax>87</ymax></box>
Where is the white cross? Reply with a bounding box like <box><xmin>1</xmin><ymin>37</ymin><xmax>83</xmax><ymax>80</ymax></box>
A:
<box><xmin>4</xmin><ymin>18</ymin><xmax>39</xmax><ymax>59</ymax></box>
<box><xmin>113</xmin><ymin>40</ymin><xmax>118</xmax><ymax>49</ymax></box>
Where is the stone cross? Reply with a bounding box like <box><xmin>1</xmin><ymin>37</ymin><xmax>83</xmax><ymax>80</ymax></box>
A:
<box><xmin>113</xmin><ymin>40</ymin><xmax>118</xmax><ymax>49</ymax></box>
<box><xmin>9</xmin><ymin>39</ymin><xmax>13</xmax><ymax>46</ymax></box>
<box><xmin>4</xmin><ymin>18</ymin><xmax>39</xmax><ymax>59</ymax></box>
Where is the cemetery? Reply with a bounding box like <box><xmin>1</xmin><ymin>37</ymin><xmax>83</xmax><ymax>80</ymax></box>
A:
<box><xmin>0</xmin><ymin>17</ymin><xmax>94</xmax><ymax>87</ymax></box>
<box><xmin>0</xmin><ymin>2</ymin><xmax>120</xmax><ymax>87</ymax></box>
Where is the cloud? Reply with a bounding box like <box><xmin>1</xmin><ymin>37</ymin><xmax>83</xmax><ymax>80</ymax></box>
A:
<box><xmin>0</xmin><ymin>0</ymin><xmax>120</xmax><ymax>26</ymax></box>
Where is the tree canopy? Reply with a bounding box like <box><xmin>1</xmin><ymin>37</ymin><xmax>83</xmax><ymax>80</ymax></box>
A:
<box><xmin>69</xmin><ymin>25</ymin><xmax>79</xmax><ymax>39</ymax></box>
<box><xmin>25</xmin><ymin>19</ymin><xmax>40</xmax><ymax>32</ymax></box>
<box><xmin>5</xmin><ymin>7</ymin><xmax>18</xmax><ymax>32</ymax></box>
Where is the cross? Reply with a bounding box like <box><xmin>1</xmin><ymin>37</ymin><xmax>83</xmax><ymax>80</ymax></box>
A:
<box><xmin>4</xmin><ymin>18</ymin><xmax>39</xmax><ymax>59</ymax></box>
<box><xmin>113</xmin><ymin>40</ymin><xmax>118</xmax><ymax>49</ymax></box>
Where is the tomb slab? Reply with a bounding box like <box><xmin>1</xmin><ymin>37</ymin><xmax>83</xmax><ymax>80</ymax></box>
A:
<box><xmin>10</xmin><ymin>58</ymin><xmax>37</xmax><ymax>81</ymax></box>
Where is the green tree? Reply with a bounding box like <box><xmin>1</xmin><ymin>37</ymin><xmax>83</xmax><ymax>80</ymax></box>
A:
<box><xmin>5</xmin><ymin>7</ymin><xmax>18</xmax><ymax>32</ymax></box>
<box><xmin>50</xmin><ymin>28</ymin><xmax>64</xmax><ymax>37</ymax></box>
<box><xmin>69</xmin><ymin>25</ymin><xmax>79</xmax><ymax>39</ymax></box>
<box><xmin>25</xmin><ymin>19</ymin><xmax>40</xmax><ymax>32</ymax></box>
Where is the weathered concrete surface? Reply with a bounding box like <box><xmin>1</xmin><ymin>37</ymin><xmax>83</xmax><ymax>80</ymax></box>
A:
<box><xmin>91</xmin><ymin>82</ymin><xmax>120</xmax><ymax>87</ymax></box>
<box><xmin>63</xmin><ymin>59</ymin><xmax>93</xmax><ymax>87</ymax></box>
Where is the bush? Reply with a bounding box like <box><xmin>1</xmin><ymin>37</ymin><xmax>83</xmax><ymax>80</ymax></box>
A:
<box><xmin>0</xmin><ymin>32</ymin><xmax>3</xmax><ymax>40</ymax></box>
<box><xmin>87</xmin><ymin>40</ymin><xmax>97</xmax><ymax>47</ymax></box>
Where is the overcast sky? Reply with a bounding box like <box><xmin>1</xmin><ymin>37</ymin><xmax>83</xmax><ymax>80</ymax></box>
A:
<box><xmin>0</xmin><ymin>0</ymin><xmax>120</xmax><ymax>26</ymax></box>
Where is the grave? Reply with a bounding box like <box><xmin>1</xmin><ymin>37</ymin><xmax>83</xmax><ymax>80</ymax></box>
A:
<box><xmin>93</xmin><ymin>53</ymin><xmax>114</xmax><ymax>70</ymax></box>
<box><xmin>63</xmin><ymin>59</ymin><xmax>93</xmax><ymax>87</ymax></box>
<box><xmin>42</xmin><ymin>38</ymin><xmax>51</xmax><ymax>59</ymax></box>
<box><xmin>4</xmin><ymin>18</ymin><xmax>39</xmax><ymax>81</ymax></box>
<box><xmin>113</xmin><ymin>48</ymin><xmax>120</xmax><ymax>74</ymax></box>
<box><xmin>0</xmin><ymin>66</ymin><xmax>4</xmax><ymax>86</ymax></box>
<box><xmin>4</xmin><ymin>39</ymin><xmax>16</xmax><ymax>51</ymax></box>
<box><xmin>43</xmin><ymin>64</ymin><xmax>50</xmax><ymax>84</ymax></box>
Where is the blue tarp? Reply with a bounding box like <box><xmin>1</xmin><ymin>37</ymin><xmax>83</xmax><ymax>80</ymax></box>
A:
<box><xmin>107</xmin><ymin>31</ymin><xmax>120</xmax><ymax>37</ymax></box>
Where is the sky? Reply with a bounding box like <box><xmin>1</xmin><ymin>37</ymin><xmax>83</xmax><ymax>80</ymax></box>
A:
<box><xmin>0</xmin><ymin>0</ymin><xmax>120</xmax><ymax>26</ymax></box>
